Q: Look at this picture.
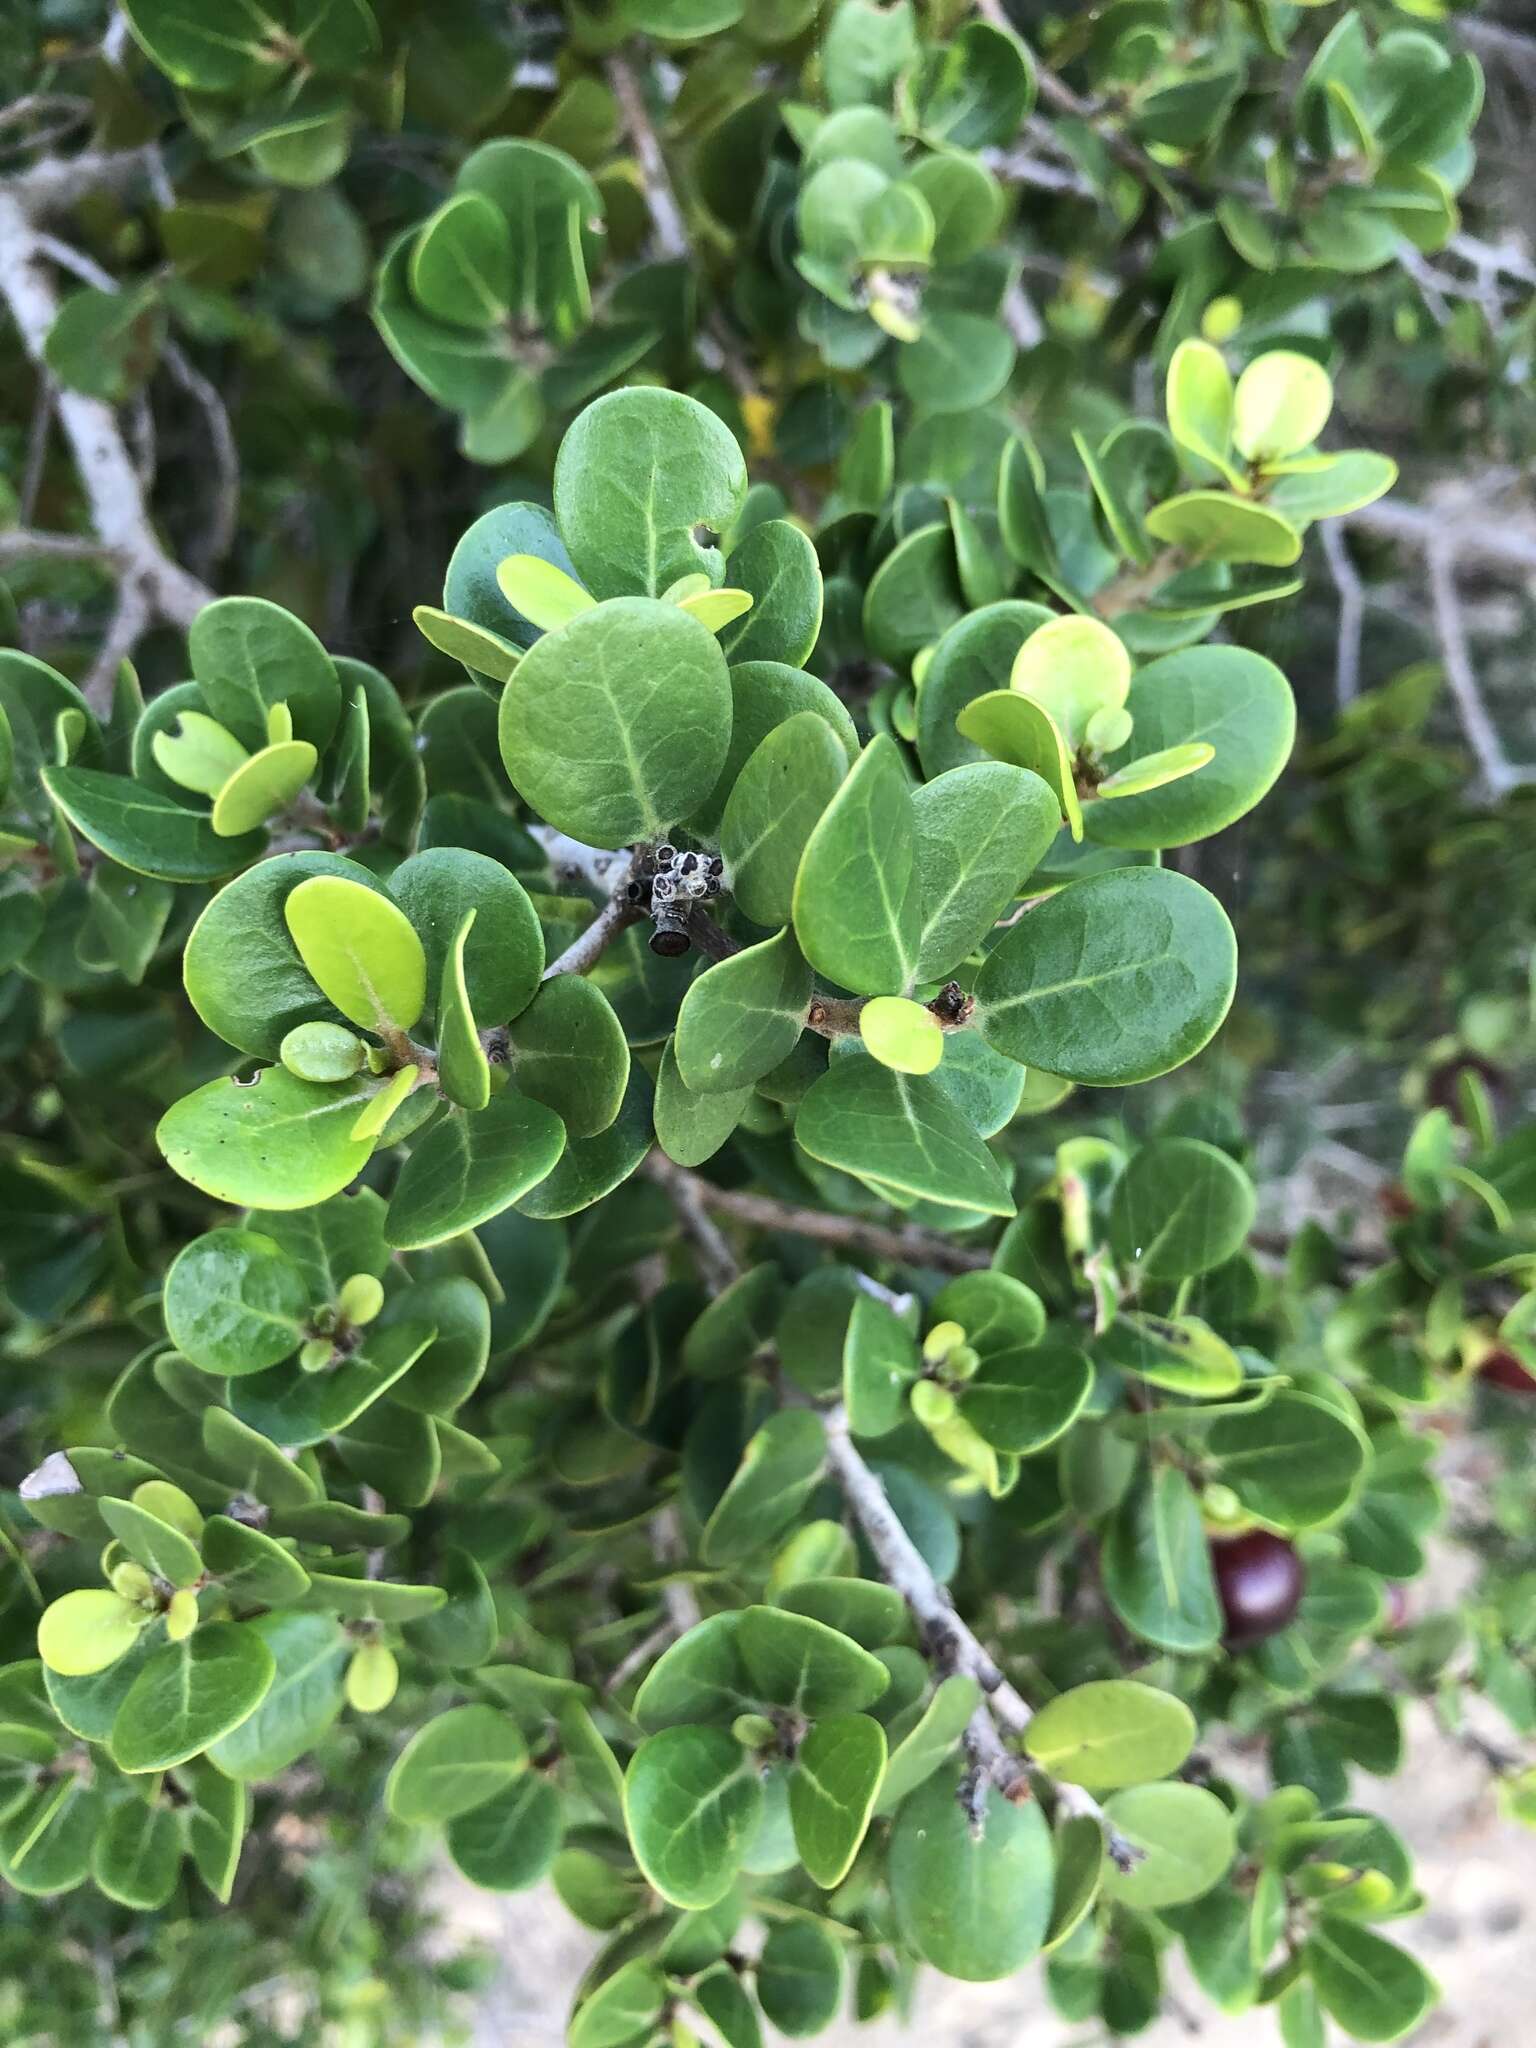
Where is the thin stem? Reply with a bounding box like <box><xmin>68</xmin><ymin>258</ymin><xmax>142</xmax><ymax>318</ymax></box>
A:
<box><xmin>607</xmin><ymin>53</ymin><xmax>688</xmax><ymax>262</ymax></box>
<box><xmin>651</xmin><ymin>1162</ymin><xmax>993</xmax><ymax>1274</ymax></box>
<box><xmin>542</xmin><ymin>892</ymin><xmax>641</xmax><ymax>980</ymax></box>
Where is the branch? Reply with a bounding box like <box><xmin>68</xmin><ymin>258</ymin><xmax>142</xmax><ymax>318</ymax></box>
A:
<box><xmin>0</xmin><ymin>169</ymin><xmax>212</xmax><ymax>704</ymax></box>
<box><xmin>1320</xmin><ymin>520</ymin><xmax>1364</xmax><ymax>710</ymax></box>
<box><xmin>645</xmin><ymin>1160</ymin><xmax>993</xmax><ymax>1275</ymax></box>
<box><xmin>541</xmin><ymin>890</ymin><xmax>641</xmax><ymax>980</ymax></box>
<box><xmin>607</xmin><ymin>53</ymin><xmax>688</xmax><ymax>262</ymax></box>
<box><xmin>642</xmin><ymin>1154</ymin><xmax>740</xmax><ymax>1293</ymax></box>
<box><xmin>823</xmin><ymin>1403</ymin><xmax>1129</xmax><ymax>1853</ymax></box>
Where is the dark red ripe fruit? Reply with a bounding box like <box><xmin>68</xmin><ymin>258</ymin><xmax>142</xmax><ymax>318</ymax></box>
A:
<box><xmin>1212</xmin><ymin>1531</ymin><xmax>1305</xmax><ymax>1648</ymax></box>
<box><xmin>1478</xmin><ymin>1348</ymin><xmax>1536</xmax><ymax>1397</ymax></box>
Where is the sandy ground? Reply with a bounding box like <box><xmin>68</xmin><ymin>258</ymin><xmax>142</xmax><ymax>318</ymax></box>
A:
<box><xmin>439</xmin><ymin>1696</ymin><xmax>1536</xmax><ymax>2048</ymax></box>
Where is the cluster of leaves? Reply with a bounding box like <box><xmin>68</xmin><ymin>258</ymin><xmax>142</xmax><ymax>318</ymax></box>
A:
<box><xmin>2</xmin><ymin>2</ymin><xmax>1533</xmax><ymax>2045</ymax></box>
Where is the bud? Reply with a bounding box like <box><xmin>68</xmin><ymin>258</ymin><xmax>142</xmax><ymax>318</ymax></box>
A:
<box><xmin>110</xmin><ymin>1560</ymin><xmax>155</xmax><ymax>1605</ymax></box>
<box><xmin>946</xmin><ymin>1344</ymin><xmax>981</xmax><ymax>1383</ymax></box>
<box><xmin>280</xmin><ymin>1020</ymin><xmax>366</xmax><ymax>1084</ymax></box>
<box><xmin>1201</xmin><ymin>1482</ymin><xmax>1245</xmax><ymax>1527</ymax></box>
<box><xmin>166</xmin><ymin>1589</ymin><xmax>200</xmax><ymax>1642</ymax></box>
<box><xmin>299</xmin><ymin>1336</ymin><xmax>335</xmax><ymax>1373</ymax></box>
<box><xmin>731</xmin><ymin>1712</ymin><xmax>776</xmax><ymax>1750</ymax></box>
<box><xmin>346</xmin><ymin>1641</ymin><xmax>399</xmax><ymax>1714</ymax></box>
<box><xmin>911</xmin><ymin>1379</ymin><xmax>958</xmax><ymax>1428</ymax></box>
<box><xmin>337</xmin><ymin>1273</ymin><xmax>385</xmax><ymax>1327</ymax></box>
<box><xmin>922</xmin><ymin>1320</ymin><xmax>966</xmax><ymax>1367</ymax></box>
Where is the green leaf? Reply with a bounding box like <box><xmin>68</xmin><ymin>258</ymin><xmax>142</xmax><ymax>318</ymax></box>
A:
<box><xmin>513</xmin><ymin>1063</ymin><xmax>653</xmax><ymax>1218</ymax></box>
<box><xmin>889</xmin><ymin>1766</ymin><xmax>1053</xmax><ymax>1980</ymax></box>
<box><xmin>1083</xmin><ymin>646</ymin><xmax>1295</xmax><ymax>850</ymax></box>
<box><xmin>158</xmin><ymin>1068</ymin><xmax>378</xmax><ymax>1210</ymax></box>
<box><xmin>385</xmin><ymin>1705</ymin><xmax>527</xmax><ymax>1825</ymax></box>
<box><xmin>506</xmin><ymin>975</ymin><xmax>631</xmax><ymax>1138</ymax></box>
<box><xmin>796</xmin><ymin>1054</ymin><xmax>1015</xmax><ymax>1216</ymax></box>
<box><xmin>960</xmin><ymin>1332</ymin><xmax>1092</xmax><ymax>1455</ymax></box>
<box><xmin>122</xmin><ymin>0</ymin><xmax>280</xmax><ymax>91</ymax></box>
<box><xmin>163</xmin><ymin>1227</ymin><xmax>308</xmax><ymax>1377</ymax></box>
<box><xmin>1024</xmin><ymin>1680</ymin><xmax>1196</xmax><ymax>1791</ymax></box>
<box><xmin>954</xmin><ymin>690</ymin><xmax>1081</xmax><ymax>840</ymax></box>
<box><xmin>654</xmin><ymin>1037</ymin><xmax>751</xmax><ymax>1167</ymax></box>
<box><xmin>436</xmin><ymin>911</ymin><xmax>491</xmax><ymax>1111</ymax></box>
<box><xmin>1145</xmin><ymin>491</ymin><xmax>1303</xmax><ymax>567</ymax></box>
<box><xmin>975</xmin><ymin>867</ymin><xmax>1236</xmax><ymax>1085</ymax></box>
<box><xmin>702</xmin><ymin>1411</ymin><xmax>828</xmax><ymax>1567</ymax></box>
<box><xmin>498</xmin><ymin>597</ymin><xmax>731</xmax><ymax>845</ymax></box>
<box><xmin>570</xmin><ymin>1959</ymin><xmax>667</xmax><ymax>2048</ymax></box>
<box><xmin>624</xmin><ymin>1726</ymin><xmax>764</xmax><ymax>1909</ymax></box>
<box><xmin>675</xmin><ymin>927</ymin><xmax>812</xmax><ymax>1095</ymax></box>
<box><xmin>188</xmin><ymin>595</ymin><xmax>340</xmax><ymax>752</ymax></box>
<box><xmin>738</xmin><ymin>1606</ymin><xmax>891</xmax><ymax>1717</ymax></box>
<box><xmin>1233</xmin><ymin>351</ymin><xmax>1333</xmax><ymax>465</ymax></box>
<box><xmin>793</xmin><ymin>735</ymin><xmax>921</xmax><ymax>995</ymax></box>
<box><xmin>183</xmin><ymin>852</ymin><xmax>389</xmax><ymax>1060</ymax></box>
<box><xmin>900</xmin><ymin>310</ymin><xmax>1015</xmax><ymax>414</ymax></box>
<box><xmin>410</xmin><ymin>192</ymin><xmax>512</xmax><ymax>328</ymax></box>
<box><xmin>385</xmin><ymin>1090</ymin><xmax>566</xmax><ymax>1249</ymax></box>
<box><xmin>388</xmin><ymin>846</ymin><xmax>544</xmax><ymax>1028</ymax></box>
<box><xmin>1102</xmin><ymin>1467</ymin><xmax>1223</xmax><ymax>1654</ymax></box>
<box><xmin>1207</xmin><ymin>1391</ymin><xmax>1369</xmax><ymax>1530</ymax></box>
<box><xmin>111</xmin><ymin>1623</ymin><xmax>276</xmax><ymax>1773</ymax></box>
<box><xmin>1264</xmin><ymin>450</ymin><xmax>1398</xmax><ymax>525</ymax></box>
<box><xmin>183</xmin><ymin>1760</ymin><xmax>247</xmax><ymax>1904</ymax></box>
<box><xmin>205</xmin><ymin>1613</ymin><xmax>348</xmax><ymax>1781</ymax></box>
<box><xmin>634</xmin><ymin>1614</ymin><xmax>755</xmax><ymax>1732</ymax></box>
<box><xmin>1096</xmin><ymin>1313</ymin><xmax>1244</xmax><ymax>1397</ymax></box>
<box><xmin>790</xmin><ymin>1712</ymin><xmax>887</xmax><ymax>1886</ymax></box>
<box><xmin>447</xmin><ymin>1772</ymin><xmax>563</xmax><ymax>1891</ymax></box>
<box><xmin>554</xmin><ymin>387</ymin><xmax>748</xmax><ymax>600</ymax></box>
<box><xmin>99</xmin><ymin>1496</ymin><xmax>203</xmax><ymax>1588</ymax></box>
<box><xmin>384</xmin><ymin>1277</ymin><xmax>491</xmax><ymax>1415</ymax></box>
<box><xmin>1102</xmin><ymin>1782</ymin><xmax>1237</xmax><ymax>1908</ymax></box>
<box><xmin>42</xmin><ymin>766</ymin><xmax>266</xmax><ymax>882</ymax></box>
<box><xmin>913</xmin><ymin>762</ymin><xmax>1059</xmax><ymax>980</ymax></box>
<box><xmin>757</xmin><ymin>1919</ymin><xmax>846</xmax><ymax>2037</ymax></box>
<box><xmin>721</xmin><ymin>711</ymin><xmax>847</xmax><ymax>929</ymax></box>
<box><xmin>230</xmin><ymin>1318</ymin><xmax>437</xmax><ymax>1447</ymax></box>
<box><xmin>1108</xmin><ymin>1139</ymin><xmax>1257</xmax><ymax>1280</ymax></box>
<box><xmin>91</xmin><ymin>1796</ymin><xmax>182</xmax><ymax>1909</ymax></box>
<box><xmin>201</xmin><ymin>1514</ymin><xmax>312</xmax><ymax>1604</ymax></box>
<box><xmin>718</xmin><ymin>520</ymin><xmax>823</xmax><ymax>668</ymax></box>
<box><xmin>284</xmin><ymin>876</ymin><xmax>427</xmax><ymax>1036</ymax></box>
<box><xmin>876</xmin><ymin>1673</ymin><xmax>981</xmax><ymax>1812</ymax></box>
<box><xmin>843</xmin><ymin>1289</ymin><xmax>920</xmax><ymax>1438</ymax></box>
<box><xmin>1043</xmin><ymin>1814</ymin><xmax>1104</xmax><ymax>1951</ymax></box>
<box><xmin>1305</xmin><ymin>1920</ymin><xmax>1437</xmax><ymax>2043</ymax></box>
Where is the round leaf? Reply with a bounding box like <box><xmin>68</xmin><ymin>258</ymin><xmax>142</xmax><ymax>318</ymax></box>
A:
<box><xmin>623</xmin><ymin>1726</ymin><xmax>764</xmax><ymax>1909</ymax></box>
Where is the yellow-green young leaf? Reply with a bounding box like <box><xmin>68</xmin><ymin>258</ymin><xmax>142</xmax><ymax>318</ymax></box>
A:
<box><xmin>346</xmin><ymin>1641</ymin><xmax>399</xmax><ymax>1713</ymax></box>
<box><xmin>1232</xmin><ymin>350</ymin><xmax>1333</xmax><ymax>465</ymax></box>
<box><xmin>954</xmin><ymin>689</ymin><xmax>1082</xmax><ymax>840</ymax></box>
<box><xmin>1023</xmin><ymin>1679</ymin><xmax>1196</xmax><ymax>1791</ymax></box>
<box><xmin>411</xmin><ymin>605</ymin><xmax>524</xmax><ymax>685</ymax></box>
<box><xmin>860</xmin><ymin>995</ymin><xmax>943</xmax><ymax>1075</ymax></box>
<box><xmin>1144</xmin><ymin>490</ymin><xmax>1302</xmax><ymax>566</ymax></box>
<box><xmin>1097</xmin><ymin>740</ymin><xmax>1213</xmax><ymax>800</ymax></box>
<box><xmin>210</xmin><ymin>740</ymin><xmax>318</xmax><ymax>837</ymax></box>
<box><xmin>38</xmin><ymin>1590</ymin><xmax>149</xmax><ymax>1677</ymax></box>
<box><xmin>284</xmin><ymin>875</ymin><xmax>427</xmax><ymax>1034</ymax></box>
<box><xmin>623</xmin><ymin>1726</ymin><xmax>764</xmax><ymax>1909</ymax></box>
<box><xmin>266</xmin><ymin>701</ymin><xmax>292</xmax><ymax>744</ymax></box>
<box><xmin>337</xmin><ymin>1273</ymin><xmax>384</xmax><ymax>1325</ymax></box>
<box><xmin>348</xmin><ymin>1064</ymin><xmax>418</xmax><ymax>1143</ymax></box>
<box><xmin>494</xmin><ymin>554</ymin><xmax>595</xmax><ymax>632</ymax></box>
<box><xmin>165</xmin><ymin>1590</ymin><xmax>200</xmax><ymax>1642</ymax></box>
<box><xmin>151</xmin><ymin>710</ymin><xmax>249</xmax><ymax>797</ymax></box>
<box><xmin>435</xmin><ymin>910</ymin><xmax>491</xmax><ymax>1111</ymax></box>
<box><xmin>1165</xmin><ymin>339</ymin><xmax>1242</xmax><ymax>486</ymax></box>
<box><xmin>1010</xmin><ymin>615</ymin><xmax>1131</xmax><ymax>751</ymax></box>
<box><xmin>386</xmin><ymin>1704</ymin><xmax>527</xmax><ymax>1824</ymax></box>
<box><xmin>678</xmin><ymin>587</ymin><xmax>753</xmax><ymax>633</ymax></box>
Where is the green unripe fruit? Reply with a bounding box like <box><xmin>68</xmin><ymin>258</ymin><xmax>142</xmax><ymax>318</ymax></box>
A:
<box><xmin>109</xmin><ymin>1560</ymin><xmax>155</xmax><ymax>1605</ymax></box>
<box><xmin>166</xmin><ymin>1589</ymin><xmax>200</xmax><ymax>1642</ymax></box>
<box><xmin>1201</xmin><ymin>294</ymin><xmax>1243</xmax><ymax>343</ymax></box>
<box><xmin>731</xmin><ymin>1712</ymin><xmax>776</xmax><ymax>1749</ymax></box>
<box><xmin>345</xmin><ymin>1640</ymin><xmax>399</xmax><ymax>1714</ymax></box>
<box><xmin>337</xmin><ymin>1272</ymin><xmax>385</xmax><ymax>1326</ymax></box>
<box><xmin>911</xmin><ymin>1379</ymin><xmax>958</xmax><ymax>1428</ymax></box>
<box><xmin>280</xmin><ymin>1020</ymin><xmax>367</xmax><ymax>1083</ymax></box>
